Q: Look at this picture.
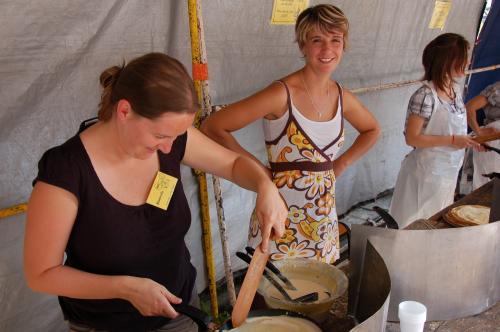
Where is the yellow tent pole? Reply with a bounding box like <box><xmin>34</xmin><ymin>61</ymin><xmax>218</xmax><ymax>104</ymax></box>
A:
<box><xmin>0</xmin><ymin>203</ymin><xmax>27</xmax><ymax>219</ymax></box>
<box><xmin>187</xmin><ymin>0</ymin><xmax>238</xmax><ymax>309</ymax></box>
<box><xmin>187</xmin><ymin>0</ymin><xmax>219</xmax><ymax>319</ymax></box>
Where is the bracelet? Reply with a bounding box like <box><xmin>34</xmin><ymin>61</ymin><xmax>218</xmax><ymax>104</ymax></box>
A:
<box><xmin>451</xmin><ymin>135</ymin><xmax>455</xmax><ymax>144</ymax></box>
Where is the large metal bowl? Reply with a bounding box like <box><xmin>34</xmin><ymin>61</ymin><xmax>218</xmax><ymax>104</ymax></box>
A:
<box><xmin>257</xmin><ymin>258</ymin><xmax>348</xmax><ymax>322</ymax></box>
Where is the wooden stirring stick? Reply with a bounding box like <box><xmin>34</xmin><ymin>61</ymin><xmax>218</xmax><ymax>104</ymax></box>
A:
<box><xmin>231</xmin><ymin>245</ymin><xmax>269</xmax><ymax>327</ymax></box>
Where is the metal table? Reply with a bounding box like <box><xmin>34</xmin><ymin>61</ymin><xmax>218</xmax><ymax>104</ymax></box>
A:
<box><xmin>349</xmin><ymin>179</ymin><xmax>500</xmax><ymax>321</ymax></box>
<box><xmin>406</xmin><ymin>180</ymin><xmax>494</xmax><ymax>230</ymax></box>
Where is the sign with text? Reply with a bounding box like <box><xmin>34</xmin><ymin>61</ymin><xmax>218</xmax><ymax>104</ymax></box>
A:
<box><xmin>429</xmin><ymin>0</ymin><xmax>452</xmax><ymax>30</ymax></box>
<box><xmin>271</xmin><ymin>0</ymin><xmax>309</xmax><ymax>25</ymax></box>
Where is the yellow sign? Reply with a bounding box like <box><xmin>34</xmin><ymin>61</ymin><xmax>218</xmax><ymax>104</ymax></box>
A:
<box><xmin>428</xmin><ymin>0</ymin><xmax>452</xmax><ymax>30</ymax></box>
<box><xmin>271</xmin><ymin>0</ymin><xmax>309</xmax><ymax>25</ymax></box>
<box><xmin>146</xmin><ymin>171</ymin><xmax>178</xmax><ymax>210</ymax></box>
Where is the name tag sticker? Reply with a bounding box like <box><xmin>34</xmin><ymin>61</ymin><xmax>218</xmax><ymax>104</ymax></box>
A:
<box><xmin>146</xmin><ymin>171</ymin><xmax>178</xmax><ymax>210</ymax></box>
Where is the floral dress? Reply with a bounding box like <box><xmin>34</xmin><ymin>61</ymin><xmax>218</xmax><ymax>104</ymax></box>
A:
<box><xmin>248</xmin><ymin>81</ymin><xmax>345</xmax><ymax>263</ymax></box>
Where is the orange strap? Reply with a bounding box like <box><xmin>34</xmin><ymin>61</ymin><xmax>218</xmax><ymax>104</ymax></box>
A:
<box><xmin>192</xmin><ymin>63</ymin><xmax>208</xmax><ymax>81</ymax></box>
<box><xmin>338</xmin><ymin>222</ymin><xmax>348</xmax><ymax>236</ymax></box>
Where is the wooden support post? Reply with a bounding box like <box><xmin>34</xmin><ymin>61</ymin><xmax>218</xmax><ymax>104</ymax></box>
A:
<box><xmin>188</xmin><ymin>0</ymin><xmax>237</xmax><ymax>318</ymax></box>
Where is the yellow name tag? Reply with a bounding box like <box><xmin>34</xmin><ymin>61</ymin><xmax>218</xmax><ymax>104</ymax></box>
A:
<box><xmin>146</xmin><ymin>171</ymin><xmax>178</xmax><ymax>210</ymax></box>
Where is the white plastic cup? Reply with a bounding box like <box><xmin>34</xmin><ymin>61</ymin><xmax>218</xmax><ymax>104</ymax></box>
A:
<box><xmin>398</xmin><ymin>301</ymin><xmax>427</xmax><ymax>332</ymax></box>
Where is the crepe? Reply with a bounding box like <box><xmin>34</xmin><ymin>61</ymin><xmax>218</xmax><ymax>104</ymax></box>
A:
<box><xmin>444</xmin><ymin>205</ymin><xmax>490</xmax><ymax>226</ymax></box>
<box><xmin>230</xmin><ymin>316</ymin><xmax>321</xmax><ymax>332</ymax></box>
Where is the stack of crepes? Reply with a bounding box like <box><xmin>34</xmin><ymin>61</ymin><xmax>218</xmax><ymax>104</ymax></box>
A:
<box><xmin>444</xmin><ymin>205</ymin><xmax>490</xmax><ymax>227</ymax></box>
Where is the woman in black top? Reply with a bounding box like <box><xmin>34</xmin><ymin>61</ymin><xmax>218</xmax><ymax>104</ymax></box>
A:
<box><xmin>24</xmin><ymin>53</ymin><xmax>287</xmax><ymax>332</ymax></box>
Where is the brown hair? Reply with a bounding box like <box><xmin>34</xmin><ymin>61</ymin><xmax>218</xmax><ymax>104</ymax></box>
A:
<box><xmin>422</xmin><ymin>33</ymin><xmax>469</xmax><ymax>92</ymax></box>
<box><xmin>295</xmin><ymin>4</ymin><xmax>349</xmax><ymax>50</ymax></box>
<box><xmin>98</xmin><ymin>53</ymin><xmax>199</xmax><ymax>121</ymax></box>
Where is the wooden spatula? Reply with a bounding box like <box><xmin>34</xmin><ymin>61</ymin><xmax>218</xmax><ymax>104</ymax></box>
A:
<box><xmin>231</xmin><ymin>245</ymin><xmax>269</xmax><ymax>327</ymax></box>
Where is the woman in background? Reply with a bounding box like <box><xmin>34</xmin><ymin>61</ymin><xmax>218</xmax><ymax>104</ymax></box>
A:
<box><xmin>389</xmin><ymin>33</ymin><xmax>481</xmax><ymax>229</ymax></box>
<box><xmin>202</xmin><ymin>4</ymin><xmax>379</xmax><ymax>263</ymax></box>
<box><xmin>466</xmin><ymin>80</ymin><xmax>500</xmax><ymax>189</ymax></box>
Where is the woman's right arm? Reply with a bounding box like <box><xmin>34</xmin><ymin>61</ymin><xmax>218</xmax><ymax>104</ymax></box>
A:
<box><xmin>24</xmin><ymin>182</ymin><xmax>181</xmax><ymax>318</ymax></box>
<box><xmin>404</xmin><ymin>87</ymin><xmax>480</xmax><ymax>149</ymax></box>
<box><xmin>466</xmin><ymin>95</ymin><xmax>497</xmax><ymax>136</ymax></box>
<box><xmin>405</xmin><ymin>114</ymin><xmax>480</xmax><ymax>149</ymax></box>
<box><xmin>466</xmin><ymin>95</ymin><xmax>488</xmax><ymax>134</ymax></box>
<box><xmin>200</xmin><ymin>82</ymin><xmax>287</xmax><ymax>166</ymax></box>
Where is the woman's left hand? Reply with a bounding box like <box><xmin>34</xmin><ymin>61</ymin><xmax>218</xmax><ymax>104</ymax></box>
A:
<box><xmin>255</xmin><ymin>182</ymin><xmax>287</xmax><ymax>253</ymax></box>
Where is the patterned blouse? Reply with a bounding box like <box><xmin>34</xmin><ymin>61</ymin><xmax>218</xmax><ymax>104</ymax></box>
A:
<box><xmin>405</xmin><ymin>84</ymin><xmax>465</xmax><ymax>132</ymax></box>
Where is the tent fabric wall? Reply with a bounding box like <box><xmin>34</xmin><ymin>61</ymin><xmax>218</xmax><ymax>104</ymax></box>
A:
<box><xmin>0</xmin><ymin>0</ymin><xmax>484</xmax><ymax>330</ymax></box>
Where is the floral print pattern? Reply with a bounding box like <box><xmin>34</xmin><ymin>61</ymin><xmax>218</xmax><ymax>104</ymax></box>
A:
<box><xmin>316</xmin><ymin>222</ymin><xmax>338</xmax><ymax>259</ymax></box>
<box><xmin>276</xmin><ymin>228</ymin><xmax>297</xmax><ymax>245</ymax></box>
<box><xmin>301</xmin><ymin>149</ymin><xmax>327</xmax><ymax>163</ymax></box>
<box><xmin>288</xmin><ymin>122</ymin><xmax>312</xmax><ymax>151</ymax></box>
<box><xmin>271</xmin><ymin>240</ymin><xmax>317</xmax><ymax>261</ymax></box>
<box><xmin>248</xmin><ymin>82</ymin><xmax>344</xmax><ymax>264</ymax></box>
<box><xmin>315</xmin><ymin>192</ymin><xmax>335</xmax><ymax>216</ymax></box>
<box><xmin>288</xmin><ymin>205</ymin><xmax>307</xmax><ymax>224</ymax></box>
<box><xmin>274</xmin><ymin>170</ymin><xmax>302</xmax><ymax>189</ymax></box>
<box><xmin>249</xmin><ymin>210</ymin><xmax>259</xmax><ymax>238</ymax></box>
<box><xmin>294</xmin><ymin>170</ymin><xmax>333</xmax><ymax>199</ymax></box>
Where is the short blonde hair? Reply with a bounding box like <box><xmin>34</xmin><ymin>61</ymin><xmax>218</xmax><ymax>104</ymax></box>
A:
<box><xmin>295</xmin><ymin>4</ymin><xmax>349</xmax><ymax>50</ymax></box>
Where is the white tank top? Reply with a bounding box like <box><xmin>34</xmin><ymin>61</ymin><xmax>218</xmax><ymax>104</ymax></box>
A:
<box><xmin>263</xmin><ymin>97</ymin><xmax>343</xmax><ymax>159</ymax></box>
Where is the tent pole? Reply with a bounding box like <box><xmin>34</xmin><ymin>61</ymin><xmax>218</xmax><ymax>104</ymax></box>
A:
<box><xmin>351</xmin><ymin>64</ymin><xmax>500</xmax><ymax>94</ymax></box>
<box><xmin>187</xmin><ymin>0</ymin><xmax>219</xmax><ymax>319</ymax></box>
<box><xmin>190</xmin><ymin>2</ymin><xmax>237</xmax><ymax>306</ymax></box>
<box><xmin>0</xmin><ymin>203</ymin><xmax>27</xmax><ymax>219</ymax></box>
<box><xmin>188</xmin><ymin>0</ymin><xmax>237</xmax><ymax>318</ymax></box>
<box><xmin>189</xmin><ymin>0</ymin><xmax>237</xmax><ymax>308</ymax></box>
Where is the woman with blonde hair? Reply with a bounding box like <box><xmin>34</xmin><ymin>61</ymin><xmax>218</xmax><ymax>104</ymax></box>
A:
<box><xmin>202</xmin><ymin>4</ymin><xmax>380</xmax><ymax>263</ymax></box>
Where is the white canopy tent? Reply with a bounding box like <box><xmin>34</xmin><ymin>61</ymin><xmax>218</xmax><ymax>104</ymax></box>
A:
<box><xmin>0</xmin><ymin>0</ymin><xmax>485</xmax><ymax>330</ymax></box>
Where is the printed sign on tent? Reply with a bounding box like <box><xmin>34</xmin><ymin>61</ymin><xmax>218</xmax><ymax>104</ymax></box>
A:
<box><xmin>271</xmin><ymin>0</ymin><xmax>309</xmax><ymax>25</ymax></box>
<box><xmin>428</xmin><ymin>0</ymin><xmax>452</xmax><ymax>30</ymax></box>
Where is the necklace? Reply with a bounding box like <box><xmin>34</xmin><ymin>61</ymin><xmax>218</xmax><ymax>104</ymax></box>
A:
<box><xmin>300</xmin><ymin>71</ymin><xmax>330</xmax><ymax>119</ymax></box>
<box><xmin>443</xmin><ymin>86</ymin><xmax>456</xmax><ymax>107</ymax></box>
<box><xmin>444</xmin><ymin>87</ymin><xmax>455</xmax><ymax>100</ymax></box>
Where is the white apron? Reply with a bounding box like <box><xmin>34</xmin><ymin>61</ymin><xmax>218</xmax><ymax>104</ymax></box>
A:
<box><xmin>389</xmin><ymin>82</ymin><xmax>467</xmax><ymax>228</ymax></box>
<box><xmin>472</xmin><ymin>119</ymin><xmax>500</xmax><ymax>189</ymax></box>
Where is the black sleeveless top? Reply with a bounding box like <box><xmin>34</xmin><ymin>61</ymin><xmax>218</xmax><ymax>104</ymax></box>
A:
<box><xmin>34</xmin><ymin>120</ymin><xmax>196</xmax><ymax>331</ymax></box>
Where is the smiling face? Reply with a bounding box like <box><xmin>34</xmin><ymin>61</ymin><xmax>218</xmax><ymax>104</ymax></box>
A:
<box><xmin>301</xmin><ymin>26</ymin><xmax>344</xmax><ymax>74</ymax></box>
<box><xmin>118</xmin><ymin>103</ymin><xmax>195</xmax><ymax>159</ymax></box>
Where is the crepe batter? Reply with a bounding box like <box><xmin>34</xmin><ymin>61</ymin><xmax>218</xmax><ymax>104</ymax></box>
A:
<box><xmin>267</xmin><ymin>278</ymin><xmax>331</xmax><ymax>302</ymax></box>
